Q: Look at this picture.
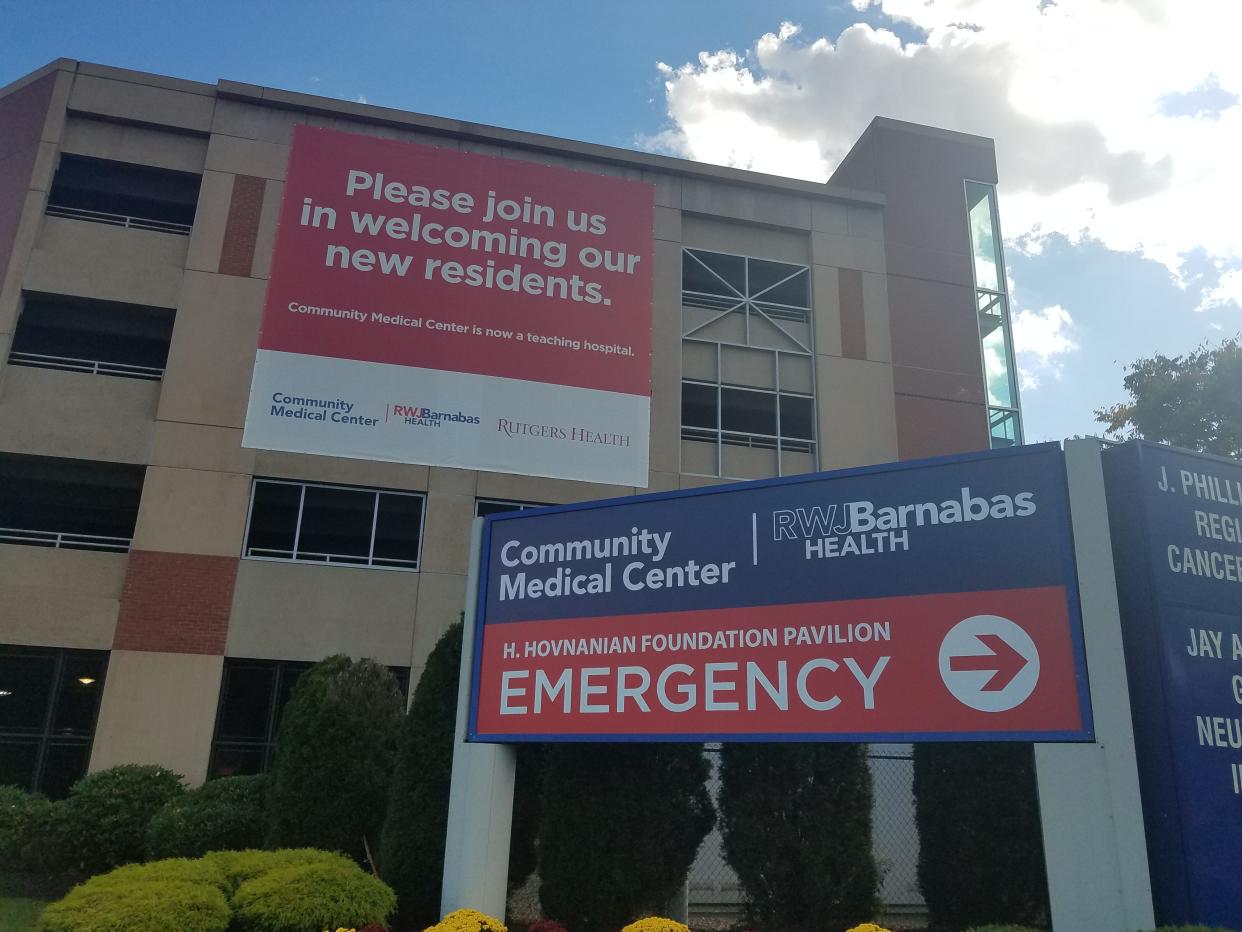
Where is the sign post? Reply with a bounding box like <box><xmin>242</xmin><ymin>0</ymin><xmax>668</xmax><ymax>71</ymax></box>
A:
<box><xmin>1034</xmin><ymin>439</ymin><xmax>1154</xmax><ymax>931</ymax></box>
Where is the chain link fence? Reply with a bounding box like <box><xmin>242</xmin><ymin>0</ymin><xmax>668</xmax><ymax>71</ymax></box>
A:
<box><xmin>686</xmin><ymin>744</ymin><xmax>925</xmax><ymax>930</ymax></box>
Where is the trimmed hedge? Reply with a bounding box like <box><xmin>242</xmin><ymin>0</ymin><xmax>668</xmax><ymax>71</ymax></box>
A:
<box><xmin>0</xmin><ymin>784</ymin><xmax>61</xmax><ymax>872</ymax></box>
<box><xmin>538</xmin><ymin>743</ymin><xmax>714</xmax><ymax>932</ymax></box>
<box><xmin>34</xmin><ymin>850</ymin><xmax>395</xmax><ymax>932</ymax></box>
<box><xmin>718</xmin><ymin>743</ymin><xmax>878</xmax><ymax>932</ymax></box>
<box><xmin>61</xmin><ymin>764</ymin><xmax>186</xmax><ymax>873</ymax></box>
<box><xmin>145</xmin><ymin>774</ymin><xmax>267</xmax><ymax>859</ymax></box>
<box><xmin>266</xmin><ymin>655</ymin><xmax>403</xmax><ymax>863</ymax></box>
<box><xmin>914</xmin><ymin>743</ymin><xmax>1049</xmax><ymax>930</ymax></box>
<box><xmin>379</xmin><ymin>623</ymin><xmax>462</xmax><ymax>926</ymax></box>
<box><xmin>231</xmin><ymin>860</ymin><xmax>396</xmax><ymax>931</ymax></box>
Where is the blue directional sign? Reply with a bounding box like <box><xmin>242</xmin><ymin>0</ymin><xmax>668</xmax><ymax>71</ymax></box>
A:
<box><xmin>1102</xmin><ymin>441</ymin><xmax>1242</xmax><ymax>925</ymax></box>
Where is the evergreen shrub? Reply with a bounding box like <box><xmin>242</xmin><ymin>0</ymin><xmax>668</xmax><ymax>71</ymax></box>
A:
<box><xmin>718</xmin><ymin>743</ymin><xmax>878</xmax><ymax>932</ymax></box>
<box><xmin>60</xmin><ymin>764</ymin><xmax>185</xmax><ymax>873</ymax></box>
<box><xmin>265</xmin><ymin>655</ymin><xmax>403</xmax><ymax>863</ymax></box>
<box><xmin>538</xmin><ymin>743</ymin><xmax>714</xmax><ymax>932</ymax></box>
<box><xmin>378</xmin><ymin>624</ymin><xmax>462</xmax><ymax>926</ymax></box>
<box><xmin>203</xmin><ymin>847</ymin><xmax>345</xmax><ymax>892</ymax></box>
<box><xmin>914</xmin><ymin>744</ymin><xmax>1049</xmax><ymax>931</ymax></box>
<box><xmin>145</xmin><ymin>774</ymin><xmax>267</xmax><ymax>859</ymax></box>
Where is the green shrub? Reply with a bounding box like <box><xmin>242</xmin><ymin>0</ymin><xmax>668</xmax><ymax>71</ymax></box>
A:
<box><xmin>230</xmin><ymin>859</ymin><xmax>396</xmax><ymax>931</ymax></box>
<box><xmin>36</xmin><ymin>879</ymin><xmax>229</xmax><ymax>932</ymax></box>
<box><xmin>145</xmin><ymin>774</ymin><xmax>267</xmax><ymax>859</ymax></box>
<box><xmin>378</xmin><ymin>623</ymin><xmax>460</xmax><ymax>926</ymax></box>
<box><xmin>914</xmin><ymin>744</ymin><xmax>1048</xmax><ymax>931</ymax></box>
<box><xmin>1143</xmin><ymin>927</ymin><xmax>1239</xmax><ymax>932</ymax></box>
<box><xmin>0</xmin><ymin>784</ymin><xmax>61</xmax><ymax>872</ymax></box>
<box><xmin>60</xmin><ymin>764</ymin><xmax>185</xmax><ymax>873</ymax></box>
<box><xmin>265</xmin><ymin>655</ymin><xmax>403</xmax><ymax>863</ymax></box>
<box><xmin>538</xmin><ymin>743</ymin><xmax>714</xmax><ymax>932</ymax></box>
<box><xmin>718</xmin><ymin>743</ymin><xmax>878</xmax><ymax>932</ymax></box>
<box><xmin>964</xmin><ymin>926</ymin><xmax>1046</xmax><ymax>932</ymax></box>
<box><xmin>83</xmin><ymin>857</ymin><xmax>230</xmax><ymax>895</ymax></box>
<box><xmin>203</xmin><ymin>847</ymin><xmax>346</xmax><ymax>892</ymax></box>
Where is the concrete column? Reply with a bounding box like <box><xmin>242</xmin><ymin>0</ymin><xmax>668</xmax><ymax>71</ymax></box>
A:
<box><xmin>1034</xmin><ymin>439</ymin><xmax>1154</xmax><ymax>931</ymax></box>
<box><xmin>441</xmin><ymin>518</ymin><xmax>516</xmax><ymax>920</ymax></box>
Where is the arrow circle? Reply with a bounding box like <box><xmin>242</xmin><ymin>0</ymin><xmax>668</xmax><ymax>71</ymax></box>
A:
<box><xmin>939</xmin><ymin>615</ymin><xmax>1040</xmax><ymax>713</ymax></box>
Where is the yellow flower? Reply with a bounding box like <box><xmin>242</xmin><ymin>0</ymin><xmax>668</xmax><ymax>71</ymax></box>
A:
<box><xmin>845</xmin><ymin>924</ymin><xmax>893</xmax><ymax>932</ymax></box>
<box><xmin>425</xmin><ymin>907</ymin><xmax>508</xmax><ymax>932</ymax></box>
<box><xmin>620</xmin><ymin>918</ymin><xmax>691</xmax><ymax>932</ymax></box>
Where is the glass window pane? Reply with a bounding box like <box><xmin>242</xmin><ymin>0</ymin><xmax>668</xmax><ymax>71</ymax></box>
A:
<box><xmin>40</xmin><ymin>742</ymin><xmax>91</xmax><ymax>800</ymax></box>
<box><xmin>750</xmin><ymin>263</ymin><xmax>809</xmax><ymax>308</ymax></box>
<box><xmin>246</xmin><ymin>482</ymin><xmax>301</xmax><ymax>557</ymax></box>
<box><xmin>0</xmin><ymin>650</ymin><xmax>55</xmax><ymax>734</ymax></box>
<box><xmin>681</xmin><ymin>382</ymin><xmax>717</xmax><ymax>430</ymax></box>
<box><xmin>209</xmin><ymin>745</ymin><xmax>266</xmax><ymax>780</ymax></box>
<box><xmin>296</xmin><ymin>486</ymin><xmax>375</xmax><ymax>562</ymax></box>
<box><xmin>982</xmin><ymin>322</ymin><xmax>1016</xmax><ymax>409</ymax></box>
<box><xmin>721</xmin><ymin>388</ymin><xmax>777</xmax><ymax>436</ymax></box>
<box><xmin>966</xmin><ymin>182</ymin><xmax>1002</xmax><ymax>292</ymax></box>
<box><xmin>52</xmin><ymin>653</ymin><xmax>107</xmax><ymax>736</ymax></box>
<box><xmin>273</xmin><ymin>663</ymin><xmax>312</xmax><ymax>738</ymax></box>
<box><xmin>217</xmin><ymin>663</ymin><xmax>276</xmax><ymax>741</ymax></box>
<box><xmin>780</xmin><ymin>394</ymin><xmax>815</xmax><ymax>441</ymax></box>
<box><xmin>476</xmin><ymin>500</ymin><xmax>527</xmax><ymax>518</ymax></box>
<box><xmin>990</xmin><ymin>408</ymin><xmax>1020</xmax><ymax>448</ymax></box>
<box><xmin>0</xmin><ymin>738</ymin><xmax>38</xmax><ymax>790</ymax></box>
<box><xmin>373</xmin><ymin>493</ymin><xmax>424</xmax><ymax>567</ymax></box>
<box><xmin>683</xmin><ymin>250</ymin><xmax>745</xmax><ymax>297</ymax></box>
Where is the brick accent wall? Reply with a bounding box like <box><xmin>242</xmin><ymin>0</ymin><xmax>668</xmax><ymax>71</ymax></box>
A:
<box><xmin>838</xmin><ymin>267</ymin><xmax>867</xmax><ymax>360</ymax></box>
<box><xmin>217</xmin><ymin>174</ymin><xmax>266</xmax><ymax>277</ymax></box>
<box><xmin>113</xmin><ymin>551</ymin><xmax>238</xmax><ymax>654</ymax></box>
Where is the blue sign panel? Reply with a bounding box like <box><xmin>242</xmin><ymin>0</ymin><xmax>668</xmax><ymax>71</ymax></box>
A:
<box><xmin>470</xmin><ymin>443</ymin><xmax>1092</xmax><ymax>744</ymax></box>
<box><xmin>1102</xmin><ymin>441</ymin><xmax>1242</xmax><ymax>925</ymax></box>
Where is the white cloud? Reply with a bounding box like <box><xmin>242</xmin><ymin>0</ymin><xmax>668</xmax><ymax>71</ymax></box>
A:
<box><xmin>1010</xmin><ymin>303</ymin><xmax>1078</xmax><ymax>391</ymax></box>
<box><xmin>650</xmin><ymin>1</ymin><xmax>1242</xmax><ymax>303</ymax></box>
<box><xmin>1197</xmin><ymin>267</ymin><xmax>1242</xmax><ymax>313</ymax></box>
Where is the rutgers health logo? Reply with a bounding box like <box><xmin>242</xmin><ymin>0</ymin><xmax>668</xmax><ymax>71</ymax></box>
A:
<box><xmin>388</xmin><ymin>403</ymin><xmax>481</xmax><ymax>428</ymax></box>
<box><xmin>772</xmin><ymin>487</ymin><xmax>1038</xmax><ymax>560</ymax></box>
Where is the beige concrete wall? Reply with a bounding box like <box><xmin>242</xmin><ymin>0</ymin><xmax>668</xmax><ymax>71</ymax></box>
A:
<box><xmin>25</xmin><ymin>217</ymin><xmax>185</xmax><ymax>308</ymax></box>
<box><xmin>816</xmin><ymin>355</ymin><xmax>899</xmax><ymax>469</ymax></box>
<box><xmin>0</xmin><ymin>547</ymin><xmax>126</xmax><ymax>648</ymax></box>
<box><xmin>60</xmin><ymin>115</ymin><xmax>208</xmax><ymax>173</ymax></box>
<box><xmin>90</xmin><ymin>650</ymin><xmax>222</xmax><ymax>785</ymax></box>
<box><xmin>0</xmin><ymin>365</ymin><xmax>156</xmax><ymax>463</ymax></box>
<box><xmin>131</xmin><ymin>466</ymin><xmax>251</xmax><ymax>557</ymax></box>
<box><xmin>227</xmin><ymin>560</ymin><xmax>420</xmax><ymax>667</ymax></box>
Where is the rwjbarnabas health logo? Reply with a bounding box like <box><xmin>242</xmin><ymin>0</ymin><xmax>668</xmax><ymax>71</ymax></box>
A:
<box><xmin>388</xmin><ymin>403</ymin><xmax>481</xmax><ymax>428</ymax></box>
<box><xmin>772</xmin><ymin>487</ymin><xmax>1038</xmax><ymax>560</ymax></box>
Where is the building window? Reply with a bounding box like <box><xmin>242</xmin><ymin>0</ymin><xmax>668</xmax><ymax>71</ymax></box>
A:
<box><xmin>475</xmin><ymin>499</ymin><xmax>546</xmax><ymax>518</ymax></box>
<box><xmin>0</xmin><ymin>646</ymin><xmax>109</xmax><ymax>799</ymax></box>
<box><xmin>8</xmin><ymin>293</ymin><xmax>175</xmax><ymax>381</ymax></box>
<box><xmin>681</xmin><ymin>248</ymin><xmax>816</xmax><ymax>479</ymax></box>
<box><xmin>0</xmin><ymin>454</ymin><xmax>144</xmax><ymax>553</ymax></box>
<box><xmin>46</xmin><ymin>154</ymin><xmax>200</xmax><ymax>234</ymax></box>
<box><xmin>208</xmin><ymin>658</ymin><xmax>410</xmax><ymax>779</ymax></box>
<box><xmin>966</xmin><ymin>182</ymin><xmax>1023</xmax><ymax>448</ymax></box>
<box><xmin>243</xmin><ymin>479</ymin><xmax>426</xmax><ymax>570</ymax></box>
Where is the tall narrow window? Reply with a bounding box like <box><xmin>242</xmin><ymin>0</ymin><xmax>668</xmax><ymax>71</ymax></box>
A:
<box><xmin>0</xmin><ymin>646</ymin><xmax>109</xmax><ymax>799</ymax></box>
<box><xmin>965</xmin><ymin>182</ymin><xmax>1022</xmax><ymax>448</ymax></box>
<box><xmin>681</xmin><ymin>248</ymin><xmax>816</xmax><ymax>479</ymax></box>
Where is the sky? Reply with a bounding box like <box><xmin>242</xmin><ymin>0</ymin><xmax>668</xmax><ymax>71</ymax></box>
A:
<box><xmin>2</xmin><ymin>0</ymin><xmax>1239</xmax><ymax>442</ymax></box>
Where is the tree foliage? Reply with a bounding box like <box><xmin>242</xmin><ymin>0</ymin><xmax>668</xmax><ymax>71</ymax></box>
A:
<box><xmin>538</xmin><ymin>744</ymin><xmax>714</xmax><ymax>932</ymax></box>
<box><xmin>914</xmin><ymin>743</ymin><xmax>1049</xmax><ymax>931</ymax></box>
<box><xmin>1095</xmin><ymin>336</ymin><xmax>1242</xmax><ymax>457</ymax></box>
<box><xmin>265</xmin><ymin>655</ymin><xmax>403</xmax><ymax>864</ymax></box>
<box><xmin>718</xmin><ymin>743</ymin><xmax>878</xmax><ymax>932</ymax></box>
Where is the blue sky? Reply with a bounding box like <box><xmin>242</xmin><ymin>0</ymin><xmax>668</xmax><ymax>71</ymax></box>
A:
<box><xmin>3</xmin><ymin>0</ymin><xmax>1238</xmax><ymax>443</ymax></box>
